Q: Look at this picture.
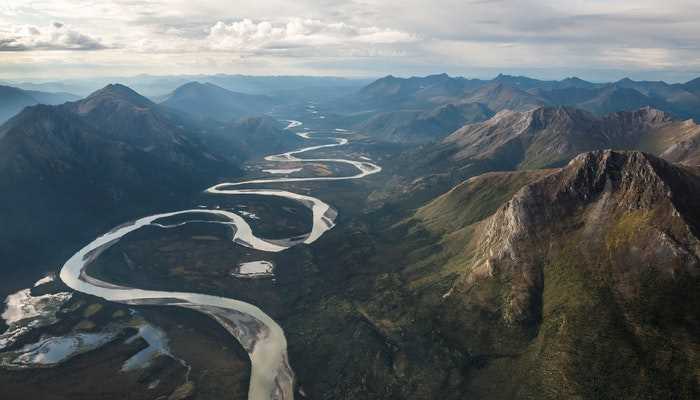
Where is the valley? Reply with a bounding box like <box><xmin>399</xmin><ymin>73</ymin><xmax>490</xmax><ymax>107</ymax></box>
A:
<box><xmin>1</xmin><ymin>74</ymin><xmax>699</xmax><ymax>400</ymax></box>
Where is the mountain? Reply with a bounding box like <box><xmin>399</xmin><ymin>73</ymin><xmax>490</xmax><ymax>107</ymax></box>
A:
<box><xmin>639</xmin><ymin>118</ymin><xmax>700</xmax><ymax>165</ymax></box>
<box><xmin>574</xmin><ymin>85</ymin><xmax>663</xmax><ymax>116</ymax></box>
<box><xmin>352</xmin><ymin>73</ymin><xmax>487</xmax><ymax>110</ymax></box>
<box><xmin>64</xmin><ymin>84</ymin><xmax>184</xmax><ymax>146</ymax></box>
<box><xmin>0</xmin><ymin>84</ymin><xmax>237</xmax><ymax>280</ymax></box>
<box><xmin>160</xmin><ymin>81</ymin><xmax>278</xmax><ymax>122</ymax></box>
<box><xmin>438</xmin><ymin>106</ymin><xmax>698</xmax><ymax>172</ymax></box>
<box><xmin>685</xmin><ymin>77</ymin><xmax>700</xmax><ymax>95</ymax></box>
<box><xmin>405</xmin><ymin>150</ymin><xmax>699</xmax><ymax>399</ymax></box>
<box><xmin>462</xmin><ymin>82</ymin><xmax>545</xmax><ymax>112</ymax></box>
<box><xmin>0</xmin><ymin>85</ymin><xmax>78</xmax><ymax>123</ymax></box>
<box><xmin>355</xmin><ymin>102</ymin><xmax>494</xmax><ymax>143</ymax></box>
<box><xmin>345</xmin><ymin>75</ymin><xmax>700</xmax><ymax>132</ymax></box>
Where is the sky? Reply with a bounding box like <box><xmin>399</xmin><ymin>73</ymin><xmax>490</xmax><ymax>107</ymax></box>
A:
<box><xmin>1</xmin><ymin>0</ymin><xmax>700</xmax><ymax>82</ymax></box>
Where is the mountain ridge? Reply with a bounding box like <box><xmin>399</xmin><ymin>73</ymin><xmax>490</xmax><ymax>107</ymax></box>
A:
<box><xmin>404</xmin><ymin>150</ymin><xmax>699</xmax><ymax>398</ymax></box>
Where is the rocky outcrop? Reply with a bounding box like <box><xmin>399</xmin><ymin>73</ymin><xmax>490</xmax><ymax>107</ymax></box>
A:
<box><xmin>404</xmin><ymin>150</ymin><xmax>700</xmax><ymax>398</ymax></box>
<box><xmin>455</xmin><ymin>150</ymin><xmax>700</xmax><ymax>324</ymax></box>
<box><xmin>442</xmin><ymin>106</ymin><xmax>700</xmax><ymax>170</ymax></box>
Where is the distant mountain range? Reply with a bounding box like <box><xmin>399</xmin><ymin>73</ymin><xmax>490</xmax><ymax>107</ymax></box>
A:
<box><xmin>352</xmin><ymin>73</ymin><xmax>700</xmax><ymax>117</ymax></box>
<box><xmin>3</xmin><ymin>74</ymin><xmax>372</xmax><ymax>99</ymax></box>
<box><xmin>159</xmin><ymin>81</ymin><xmax>278</xmax><ymax>122</ymax></box>
<box><xmin>0</xmin><ymin>85</ymin><xmax>78</xmax><ymax>123</ymax></box>
<box><xmin>354</xmin><ymin>102</ymin><xmax>494</xmax><ymax>143</ymax></box>
<box><xmin>337</xmin><ymin>73</ymin><xmax>700</xmax><ymax>142</ymax></box>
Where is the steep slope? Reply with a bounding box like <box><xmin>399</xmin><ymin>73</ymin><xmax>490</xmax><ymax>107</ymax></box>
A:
<box><xmin>637</xmin><ymin>119</ymin><xmax>700</xmax><ymax>165</ymax></box>
<box><xmin>439</xmin><ymin>106</ymin><xmax>698</xmax><ymax>171</ymax></box>
<box><xmin>64</xmin><ymin>84</ymin><xmax>188</xmax><ymax>145</ymax></box>
<box><xmin>355</xmin><ymin>102</ymin><xmax>493</xmax><ymax>143</ymax></box>
<box><xmin>0</xmin><ymin>85</ymin><xmax>78</xmax><ymax>123</ymax></box>
<box><xmin>408</xmin><ymin>150</ymin><xmax>699</xmax><ymax>399</ymax></box>
<box><xmin>160</xmin><ymin>81</ymin><xmax>277</xmax><ymax>122</ymax></box>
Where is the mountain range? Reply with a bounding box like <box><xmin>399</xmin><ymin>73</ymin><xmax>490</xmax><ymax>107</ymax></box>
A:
<box><xmin>0</xmin><ymin>83</ymin><xmax>298</xmax><ymax>283</ymax></box>
<box><xmin>337</xmin><ymin>73</ymin><xmax>700</xmax><ymax>143</ymax></box>
<box><xmin>392</xmin><ymin>106</ymin><xmax>699</xmax><ymax>187</ymax></box>
<box><xmin>159</xmin><ymin>81</ymin><xmax>278</xmax><ymax>122</ymax></box>
<box><xmin>354</xmin><ymin>102</ymin><xmax>494</xmax><ymax>143</ymax></box>
<box><xmin>1</xmin><ymin>72</ymin><xmax>699</xmax><ymax>400</ymax></box>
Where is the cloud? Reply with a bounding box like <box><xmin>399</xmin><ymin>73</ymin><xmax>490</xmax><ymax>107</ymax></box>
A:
<box><xmin>206</xmin><ymin>18</ymin><xmax>415</xmax><ymax>52</ymax></box>
<box><xmin>0</xmin><ymin>22</ymin><xmax>106</xmax><ymax>51</ymax></box>
<box><xmin>0</xmin><ymin>0</ymin><xmax>699</xmax><ymax>81</ymax></box>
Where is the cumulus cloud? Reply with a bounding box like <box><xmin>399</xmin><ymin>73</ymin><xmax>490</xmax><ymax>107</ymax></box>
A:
<box><xmin>206</xmin><ymin>18</ymin><xmax>415</xmax><ymax>52</ymax></box>
<box><xmin>0</xmin><ymin>22</ymin><xmax>106</xmax><ymax>51</ymax></box>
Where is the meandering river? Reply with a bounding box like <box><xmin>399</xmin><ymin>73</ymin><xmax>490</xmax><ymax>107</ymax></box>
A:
<box><xmin>59</xmin><ymin>120</ymin><xmax>381</xmax><ymax>400</ymax></box>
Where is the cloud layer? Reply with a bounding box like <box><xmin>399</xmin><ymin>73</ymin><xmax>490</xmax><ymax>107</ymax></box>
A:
<box><xmin>207</xmin><ymin>18</ymin><xmax>415</xmax><ymax>52</ymax></box>
<box><xmin>0</xmin><ymin>22</ymin><xmax>105</xmax><ymax>51</ymax></box>
<box><xmin>0</xmin><ymin>0</ymin><xmax>699</xmax><ymax>81</ymax></box>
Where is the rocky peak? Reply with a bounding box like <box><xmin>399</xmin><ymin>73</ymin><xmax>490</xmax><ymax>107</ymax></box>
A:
<box><xmin>459</xmin><ymin>150</ymin><xmax>700</xmax><ymax>324</ymax></box>
<box><xmin>526</xmin><ymin>106</ymin><xmax>592</xmax><ymax>130</ymax></box>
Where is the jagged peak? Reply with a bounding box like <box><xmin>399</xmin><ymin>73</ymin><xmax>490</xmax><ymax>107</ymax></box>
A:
<box><xmin>568</xmin><ymin>149</ymin><xmax>660</xmax><ymax>171</ymax></box>
<box><xmin>605</xmin><ymin>106</ymin><xmax>673</xmax><ymax>124</ymax></box>
<box><xmin>562</xmin><ymin>150</ymin><xmax>678</xmax><ymax>199</ymax></box>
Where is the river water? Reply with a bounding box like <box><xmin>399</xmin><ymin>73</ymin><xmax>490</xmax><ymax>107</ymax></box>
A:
<box><xmin>59</xmin><ymin>120</ymin><xmax>381</xmax><ymax>400</ymax></box>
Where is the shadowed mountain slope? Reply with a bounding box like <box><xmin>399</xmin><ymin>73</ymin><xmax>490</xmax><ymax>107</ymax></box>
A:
<box><xmin>0</xmin><ymin>84</ymin><xmax>238</xmax><ymax>282</ymax></box>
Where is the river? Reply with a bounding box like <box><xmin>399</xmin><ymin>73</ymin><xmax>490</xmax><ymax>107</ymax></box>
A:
<box><xmin>59</xmin><ymin>120</ymin><xmax>381</xmax><ymax>400</ymax></box>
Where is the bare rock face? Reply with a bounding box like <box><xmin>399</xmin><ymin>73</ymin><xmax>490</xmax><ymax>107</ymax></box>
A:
<box><xmin>457</xmin><ymin>150</ymin><xmax>700</xmax><ymax>325</ymax></box>
<box><xmin>441</xmin><ymin>106</ymin><xmax>700</xmax><ymax>170</ymax></box>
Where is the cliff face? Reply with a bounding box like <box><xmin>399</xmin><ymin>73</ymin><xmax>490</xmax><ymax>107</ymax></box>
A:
<box><xmin>413</xmin><ymin>150</ymin><xmax>699</xmax><ymax>398</ymax></box>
